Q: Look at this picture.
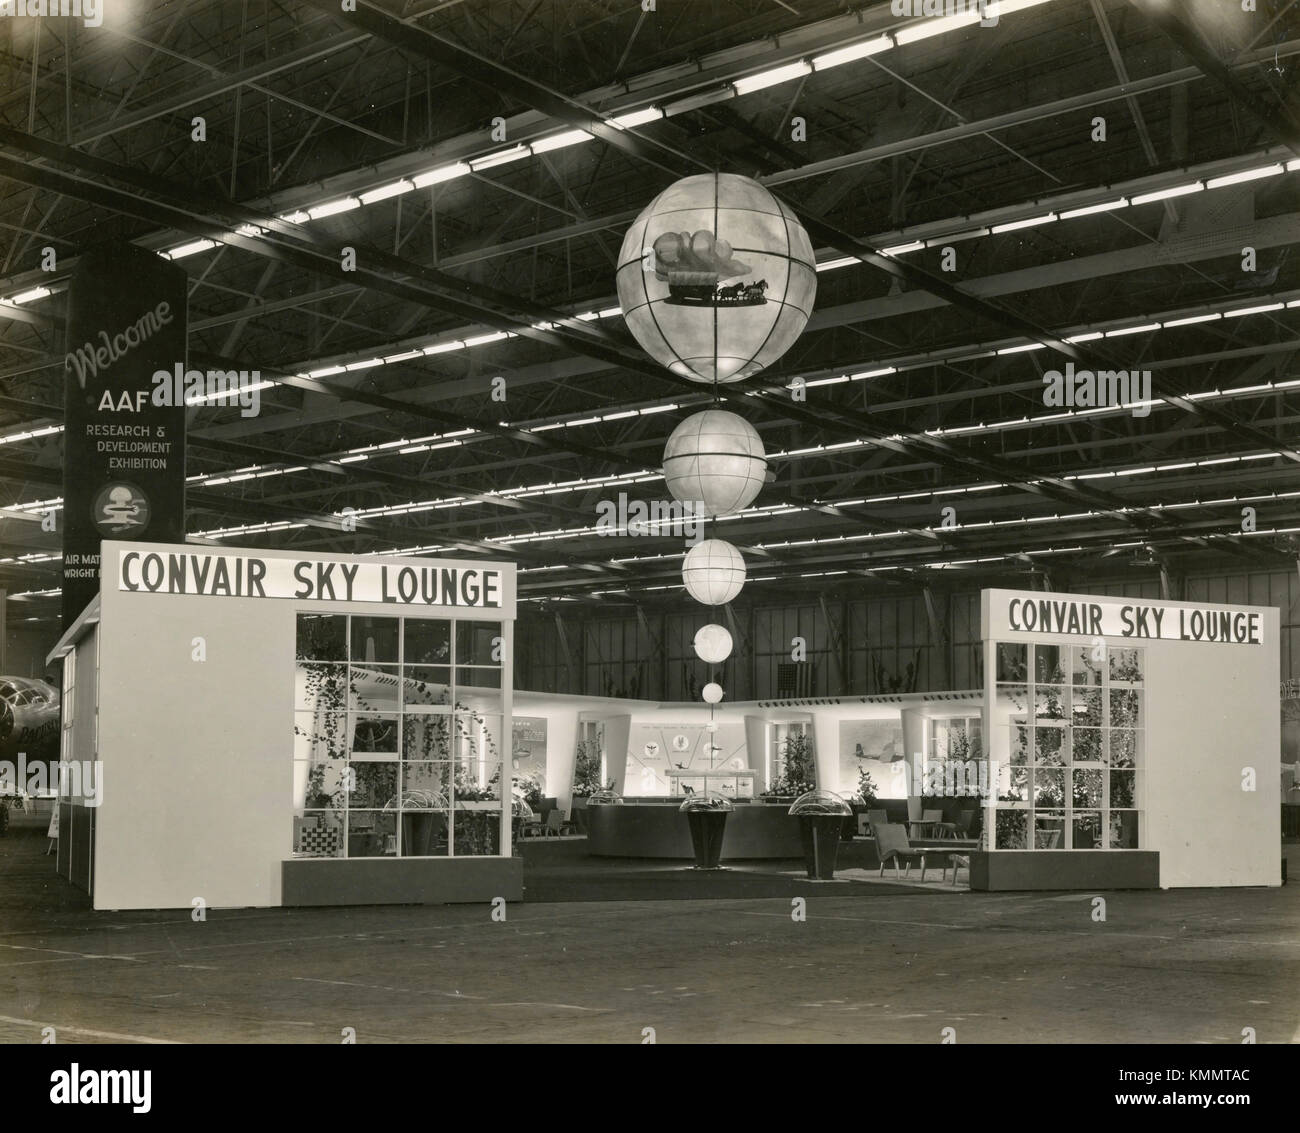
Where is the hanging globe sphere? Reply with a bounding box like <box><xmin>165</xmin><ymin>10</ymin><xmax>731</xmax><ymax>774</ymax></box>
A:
<box><xmin>662</xmin><ymin>409</ymin><xmax>766</xmax><ymax>517</ymax></box>
<box><xmin>682</xmin><ymin>539</ymin><xmax>746</xmax><ymax>605</ymax></box>
<box><xmin>702</xmin><ymin>682</ymin><xmax>725</xmax><ymax>705</ymax></box>
<box><xmin>616</xmin><ymin>172</ymin><xmax>817</xmax><ymax>383</ymax></box>
<box><xmin>693</xmin><ymin>623</ymin><xmax>733</xmax><ymax>664</ymax></box>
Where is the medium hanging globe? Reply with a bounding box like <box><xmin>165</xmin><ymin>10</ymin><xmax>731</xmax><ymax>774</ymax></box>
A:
<box><xmin>663</xmin><ymin>409</ymin><xmax>766</xmax><ymax>517</ymax></box>
<box><xmin>694</xmin><ymin>623</ymin><xmax>733</xmax><ymax>664</ymax></box>
<box><xmin>616</xmin><ymin>172</ymin><xmax>817</xmax><ymax>383</ymax></box>
<box><xmin>682</xmin><ymin>539</ymin><xmax>746</xmax><ymax>605</ymax></box>
<box><xmin>702</xmin><ymin>682</ymin><xmax>724</xmax><ymax>704</ymax></box>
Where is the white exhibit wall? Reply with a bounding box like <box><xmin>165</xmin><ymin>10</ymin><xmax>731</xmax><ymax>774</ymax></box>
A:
<box><xmin>983</xmin><ymin>589</ymin><xmax>1279</xmax><ymax>888</ymax></box>
<box><xmin>93</xmin><ymin>541</ymin><xmax>517</xmax><ymax>910</ymax></box>
<box><xmin>1143</xmin><ymin>631</ymin><xmax>1278</xmax><ymax>887</ymax></box>
<box><xmin>511</xmin><ymin>694</ymin><xmax>580</xmax><ymax>810</ymax></box>
<box><xmin>96</xmin><ymin>582</ymin><xmax>294</xmax><ymax>910</ymax></box>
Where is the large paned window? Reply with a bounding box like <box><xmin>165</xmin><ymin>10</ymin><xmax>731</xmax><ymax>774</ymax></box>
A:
<box><xmin>925</xmin><ymin>715</ymin><xmax>983</xmax><ymax>796</ymax></box>
<box><xmin>292</xmin><ymin>613</ymin><xmax>505</xmax><ymax>858</ymax></box>
<box><xmin>992</xmin><ymin>641</ymin><xmax>1142</xmax><ymax>850</ymax></box>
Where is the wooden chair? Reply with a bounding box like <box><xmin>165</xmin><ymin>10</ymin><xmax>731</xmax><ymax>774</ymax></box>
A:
<box><xmin>954</xmin><ymin>808</ymin><xmax>977</xmax><ymax>837</ymax></box>
<box><xmin>1035</xmin><ymin>827</ymin><xmax>1062</xmax><ymax>849</ymax></box>
<box><xmin>874</xmin><ymin>823</ymin><xmax>935</xmax><ymax>881</ymax></box>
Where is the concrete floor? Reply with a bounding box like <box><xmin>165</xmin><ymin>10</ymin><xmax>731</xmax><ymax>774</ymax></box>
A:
<box><xmin>2</xmin><ymin>825</ymin><xmax>1297</xmax><ymax>1044</ymax></box>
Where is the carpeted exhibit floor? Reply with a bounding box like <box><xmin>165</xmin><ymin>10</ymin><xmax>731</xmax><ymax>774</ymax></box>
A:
<box><xmin>518</xmin><ymin>836</ymin><xmax>940</xmax><ymax>901</ymax></box>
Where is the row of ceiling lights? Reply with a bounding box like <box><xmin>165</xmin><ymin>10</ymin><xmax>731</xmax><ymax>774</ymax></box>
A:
<box><xmin>4</xmin><ymin>284</ymin><xmax>1297</xmax><ymax>529</ymax></box>
<box><xmin>0</xmin><ymin>0</ymin><xmax>1069</xmax><ymax>311</ymax></box>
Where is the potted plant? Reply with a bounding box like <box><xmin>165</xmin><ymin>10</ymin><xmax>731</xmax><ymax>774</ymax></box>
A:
<box><xmin>760</xmin><ymin>730</ymin><xmax>816</xmax><ymax>801</ymax></box>
<box><xmin>569</xmin><ymin>738</ymin><xmax>605</xmax><ymax>832</ymax></box>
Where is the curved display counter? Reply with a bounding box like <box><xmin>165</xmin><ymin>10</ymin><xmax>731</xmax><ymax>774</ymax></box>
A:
<box><xmin>586</xmin><ymin>800</ymin><xmax>805</xmax><ymax>859</ymax></box>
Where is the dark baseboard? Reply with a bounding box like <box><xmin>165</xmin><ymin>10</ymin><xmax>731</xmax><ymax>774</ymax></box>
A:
<box><xmin>282</xmin><ymin>855</ymin><xmax>523</xmax><ymax>906</ymax></box>
<box><xmin>968</xmin><ymin>850</ymin><xmax>1160</xmax><ymax>891</ymax></box>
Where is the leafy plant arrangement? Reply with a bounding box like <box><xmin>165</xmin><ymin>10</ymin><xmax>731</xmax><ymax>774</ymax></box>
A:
<box><xmin>853</xmin><ymin>765</ymin><xmax>878</xmax><ymax>805</ymax></box>
<box><xmin>995</xmin><ymin>807</ymin><xmax>1029</xmax><ymax>849</ymax></box>
<box><xmin>761</xmin><ymin>730</ymin><xmax>816</xmax><ymax>798</ymax></box>
<box><xmin>570</xmin><ymin>738</ymin><xmax>605</xmax><ymax>797</ymax></box>
<box><xmin>296</xmin><ymin>618</ymin><xmax>348</xmax><ymax>799</ymax></box>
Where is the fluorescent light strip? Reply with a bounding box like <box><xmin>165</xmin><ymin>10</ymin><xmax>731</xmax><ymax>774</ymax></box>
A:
<box><xmin>1058</xmin><ymin>198</ymin><xmax>1128</xmax><ymax>219</ymax></box>
<box><xmin>894</xmin><ymin>9</ymin><xmax>987</xmax><ymax>45</ymax></box>
<box><xmin>165</xmin><ymin>239</ymin><xmax>219</xmax><ymax>260</ymax></box>
<box><xmin>811</xmin><ymin>35</ymin><xmax>893</xmax><ymax>70</ymax></box>
<box><xmin>880</xmin><ymin>240</ymin><xmax>926</xmax><ymax>255</ymax></box>
<box><xmin>531</xmin><ymin>129</ymin><xmax>593</xmax><ymax>154</ymax></box>
<box><xmin>412</xmin><ymin>162</ymin><xmax>471</xmax><ymax>188</ymax></box>
<box><xmin>606</xmin><ymin>106</ymin><xmax>663</xmax><ymax>129</ymax></box>
<box><xmin>359</xmin><ymin>179</ymin><xmax>415</xmax><ymax>205</ymax></box>
<box><xmin>470</xmin><ymin>144</ymin><xmax>531</xmax><ymax>171</ymax></box>
<box><xmin>1130</xmin><ymin>181</ymin><xmax>1202</xmax><ymax>205</ymax></box>
<box><xmin>308</xmin><ymin>197</ymin><xmax>360</xmax><ymax>220</ymax></box>
<box><xmin>1204</xmin><ymin>163</ymin><xmax>1285</xmax><ymax>188</ymax></box>
<box><xmin>990</xmin><ymin>212</ymin><xmax>1056</xmax><ymax>233</ymax></box>
<box><xmin>733</xmin><ymin>60</ymin><xmax>812</xmax><ymax>95</ymax></box>
<box><xmin>10</xmin><ymin>285</ymin><xmax>52</xmax><ymax>304</ymax></box>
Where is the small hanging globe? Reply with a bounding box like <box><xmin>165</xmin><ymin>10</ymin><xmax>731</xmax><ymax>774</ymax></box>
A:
<box><xmin>663</xmin><ymin>409</ymin><xmax>766</xmax><ymax>517</ymax></box>
<box><xmin>616</xmin><ymin>172</ymin><xmax>817</xmax><ymax>383</ymax></box>
<box><xmin>694</xmin><ymin>623</ymin><xmax>733</xmax><ymax>664</ymax></box>
<box><xmin>702</xmin><ymin>682</ymin><xmax>724</xmax><ymax>704</ymax></box>
<box><xmin>682</xmin><ymin>539</ymin><xmax>746</xmax><ymax>605</ymax></box>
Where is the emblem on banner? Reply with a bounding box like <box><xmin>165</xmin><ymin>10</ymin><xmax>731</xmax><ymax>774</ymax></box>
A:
<box><xmin>92</xmin><ymin>482</ymin><xmax>150</xmax><ymax>537</ymax></box>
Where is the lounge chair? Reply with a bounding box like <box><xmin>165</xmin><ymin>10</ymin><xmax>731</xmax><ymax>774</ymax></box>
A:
<box><xmin>545</xmin><ymin>809</ymin><xmax>576</xmax><ymax>837</ymax></box>
<box><xmin>874</xmin><ymin>822</ymin><xmax>937</xmax><ymax>881</ymax></box>
<box><xmin>865</xmin><ymin>808</ymin><xmax>890</xmax><ymax>836</ymax></box>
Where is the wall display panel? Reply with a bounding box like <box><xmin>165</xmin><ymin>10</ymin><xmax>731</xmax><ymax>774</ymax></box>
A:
<box><xmin>619</xmin><ymin>719</ymin><xmax>750</xmax><ymax>796</ymax></box>
<box><xmin>839</xmin><ymin>719</ymin><xmax>905</xmax><ymax>799</ymax></box>
<box><xmin>511</xmin><ymin>717</ymin><xmax>548</xmax><ymax>794</ymax></box>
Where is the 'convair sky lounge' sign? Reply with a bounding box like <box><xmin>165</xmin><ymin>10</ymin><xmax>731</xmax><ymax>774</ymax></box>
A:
<box><xmin>116</xmin><ymin>548</ymin><xmax>510</xmax><ymax>612</ymax></box>
<box><xmin>987</xmin><ymin>590</ymin><xmax>1264</xmax><ymax>646</ymax></box>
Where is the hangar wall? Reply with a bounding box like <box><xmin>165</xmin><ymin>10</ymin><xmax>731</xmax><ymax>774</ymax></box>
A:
<box><xmin>516</xmin><ymin>568</ymin><xmax>1300</xmax><ymax>701</ymax></box>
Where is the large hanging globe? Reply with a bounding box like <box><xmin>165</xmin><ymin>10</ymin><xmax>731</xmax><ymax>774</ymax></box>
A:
<box><xmin>682</xmin><ymin>539</ymin><xmax>746</xmax><ymax>605</ymax></box>
<box><xmin>694</xmin><ymin>623</ymin><xmax>733</xmax><ymax>664</ymax></box>
<box><xmin>662</xmin><ymin>409</ymin><xmax>766</xmax><ymax>517</ymax></box>
<box><xmin>616</xmin><ymin>172</ymin><xmax>817</xmax><ymax>383</ymax></box>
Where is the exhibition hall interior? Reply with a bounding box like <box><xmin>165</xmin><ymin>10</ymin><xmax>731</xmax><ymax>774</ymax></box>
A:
<box><xmin>0</xmin><ymin>0</ymin><xmax>1297</xmax><ymax>1047</ymax></box>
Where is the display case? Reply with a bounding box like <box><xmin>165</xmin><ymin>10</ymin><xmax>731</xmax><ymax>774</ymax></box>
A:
<box><xmin>667</xmin><ymin>770</ymin><xmax>755</xmax><ymax>798</ymax></box>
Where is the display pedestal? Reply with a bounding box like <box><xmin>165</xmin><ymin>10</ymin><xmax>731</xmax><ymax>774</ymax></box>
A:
<box><xmin>402</xmin><ymin>812</ymin><xmax>437</xmax><ymax>856</ymax></box>
<box><xmin>685</xmin><ymin>810</ymin><xmax>728</xmax><ymax>869</ymax></box>
<box><xmin>799</xmin><ymin>815</ymin><xmax>843</xmax><ymax>879</ymax></box>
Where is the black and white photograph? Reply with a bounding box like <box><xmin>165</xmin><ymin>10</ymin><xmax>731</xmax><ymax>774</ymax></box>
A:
<box><xmin>0</xmin><ymin>0</ymin><xmax>1296</xmax><ymax>1089</ymax></box>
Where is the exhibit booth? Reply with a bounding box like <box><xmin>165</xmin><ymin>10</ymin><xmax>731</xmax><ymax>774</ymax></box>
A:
<box><xmin>490</xmin><ymin>589</ymin><xmax>1283</xmax><ymax>890</ymax></box>
<box><xmin>977</xmin><ymin>588</ymin><xmax>1279</xmax><ymax>890</ymax></box>
<box><xmin>49</xmin><ymin>541</ymin><xmax>520</xmax><ymax>909</ymax></box>
<box><xmin>49</xmin><ymin>568</ymin><xmax>1280</xmax><ymax>905</ymax></box>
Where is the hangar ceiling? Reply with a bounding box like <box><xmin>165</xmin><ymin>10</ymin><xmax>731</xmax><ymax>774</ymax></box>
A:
<box><xmin>1</xmin><ymin>0</ymin><xmax>1299</xmax><ymax>624</ymax></box>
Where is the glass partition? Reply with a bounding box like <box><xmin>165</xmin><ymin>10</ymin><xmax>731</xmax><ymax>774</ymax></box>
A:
<box><xmin>292</xmin><ymin>613</ymin><xmax>506</xmax><ymax>858</ymax></box>
<box><xmin>991</xmin><ymin>641</ymin><xmax>1143</xmax><ymax>850</ymax></box>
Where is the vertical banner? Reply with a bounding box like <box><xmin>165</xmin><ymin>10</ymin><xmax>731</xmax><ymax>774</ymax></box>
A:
<box><xmin>61</xmin><ymin>243</ymin><xmax>188</xmax><ymax>627</ymax></box>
